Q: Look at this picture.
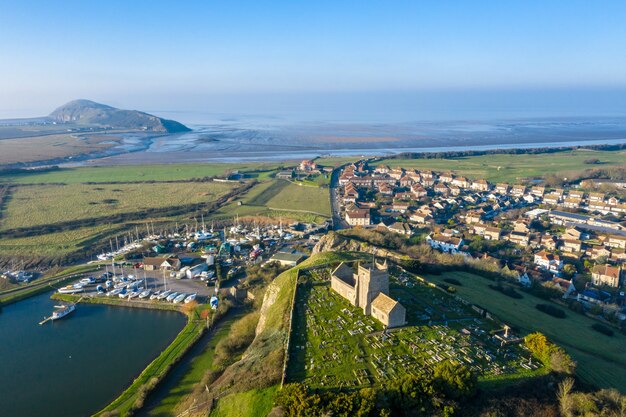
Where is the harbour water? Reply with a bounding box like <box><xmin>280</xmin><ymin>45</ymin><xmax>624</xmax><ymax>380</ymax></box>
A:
<box><xmin>0</xmin><ymin>292</ymin><xmax>186</xmax><ymax>417</ymax></box>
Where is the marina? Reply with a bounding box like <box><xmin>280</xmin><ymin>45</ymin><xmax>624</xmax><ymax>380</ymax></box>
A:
<box><xmin>0</xmin><ymin>291</ymin><xmax>186</xmax><ymax>417</ymax></box>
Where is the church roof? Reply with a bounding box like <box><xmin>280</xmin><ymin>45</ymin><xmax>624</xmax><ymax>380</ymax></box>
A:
<box><xmin>371</xmin><ymin>293</ymin><xmax>400</xmax><ymax>314</ymax></box>
<box><xmin>332</xmin><ymin>262</ymin><xmax>355</xmax><ymax>287</ymax></box>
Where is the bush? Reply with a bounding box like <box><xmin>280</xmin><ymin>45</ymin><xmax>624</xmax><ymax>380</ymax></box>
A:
<box><xmin>489</xmin><ymin>284</ymin><xmax>523</xmax><ymax>299</ymax></box>
<box><xmin>591</xmin><ymin>323</ymin><xmax>614</xmax><ymax>337</ymax></box>
<box><xmin>536</xmin><ymin>304</ymin><xmax>566</xmax><ymax>318</ymax></box>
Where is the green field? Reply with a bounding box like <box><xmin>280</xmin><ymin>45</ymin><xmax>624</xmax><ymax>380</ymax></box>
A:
<box><xmin>0</xmin><ymin>224</ymin><xmax>116</xmax><ymax>256</ymax></box>
<box><xmin>376</xmin><ymin>149</ymin><xmax>626</xmax><ymax>183</ymax></box>
<box><xmin>0</xmin><ymin>162</ymin><xmax>285</xmax><ymax>184</ymax></box>
<box><xmin>1</xmin><ymin>182</ymin><xmax>235</xmax><ymax>230</ymax></box>
<box><xmin>425</xmin><ymin>271</ymin><xmax>626</xmax><ymax>392</ymax></box>
<box><xmin>211</xmin><ymin>179</ymin><xmax>331</xmax><ymax>222</ymax></box>
<box><xmin>287</xmin><ymin>269</ymin><xmax>541</xmax><ymax>390</ymax></box>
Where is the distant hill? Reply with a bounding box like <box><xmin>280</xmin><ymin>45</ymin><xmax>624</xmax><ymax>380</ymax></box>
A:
<box><xmin>48</xmin><ymin>99</ymin><xmax>190</xmax><ymax>133</ymax></box>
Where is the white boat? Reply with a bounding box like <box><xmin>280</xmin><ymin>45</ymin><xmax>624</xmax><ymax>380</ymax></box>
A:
<box><xmin>157</xmin><ymin>290</ymin><xmax>172</xmax><ymax>300</ymax></box>
<box><xmin>184</xmin><ymin>293</ymin><xmax>197</xmax><ymax>304</ymax></box>
<box><xmin>57</xmin><ymin>284</ymin><xmax>84</xmax><ymax>294</ymax></box>
<box><xmin>138</xmin><ymin>289</ymin><xmax>151</xmax><ymax>299</ymax></box>
<box><xmin>173</xmin><ymin>293</ymin><xmax>186</xmax><ymax>304</ymax></box>
<box><xmin>166</xmin><ymin>292</ymin><xmax>179</xmax><ymax>302</ymax></box>
<box><xmin>51</xmin><ymin>304</ymin><xmax>76</xmax><ymax>320</ymax></box>
<box><xmin>149</xmin><ymin>290</ymin><xmax>161</xmax><ymax>300</ymax></box>
<box><xmin>107</xmin><ymin>287</ymin><xmax>123</xmax><ymax>297</ymax></box>
<box><xmin>79</xmin><ymin>277</ymin><xmax>96</xmax><ymax>286</ymax></box>
<box><xmin>128</xmin><ymin>290</ymin><xmax>141</xmax><ymax>299</ymax></box>
<box><xmin>117</xmin><ymin>289</ymin><xmax>128</xmax><ymax>298</ymax></box>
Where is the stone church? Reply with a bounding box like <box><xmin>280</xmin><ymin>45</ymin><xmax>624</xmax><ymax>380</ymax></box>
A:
<box><xmin>331</xmin><ymin>260</ymin><xmax>406</xmax><ymax>328</ymax></box>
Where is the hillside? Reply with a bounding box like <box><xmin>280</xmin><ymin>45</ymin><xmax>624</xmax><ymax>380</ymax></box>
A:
<box><xmin>48</xmin><ymin>99</ymin><xmax>190</xmax><ymax>133</ymax></box>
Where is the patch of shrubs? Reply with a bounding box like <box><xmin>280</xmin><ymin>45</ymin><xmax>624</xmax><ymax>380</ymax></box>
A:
<box><xmin>591</xmin><ymin>323</ymin><xmax>614</xmax><ymax>337</ymax></box>
<box><xmin>444</xmin><ymin>278</ymin><xmax>462</xmax><ymax>286</ymax></box>
<box><xmin>489</xmin><ymin>284</ymin><xmax>523</xmax><ymax>299</ymax></box>
<box><xmin>535</xmin><ymin>303</ymin><xmax>566</xmax><ymax>318</ymax></box>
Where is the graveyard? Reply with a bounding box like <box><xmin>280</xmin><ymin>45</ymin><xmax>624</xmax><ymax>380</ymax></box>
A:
<box><xmin>286</xmin><ymin>265</ymin><xmax>545</xmax><ymax>389</ymax></box>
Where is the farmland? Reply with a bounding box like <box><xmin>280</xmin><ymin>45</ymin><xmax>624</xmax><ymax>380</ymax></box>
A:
<box><xmin>0</xmin><ymin>162</ymin><xmax>284</xmax><ymax>184</ymax></box>
<box><xmin>1</xmin><ymin>182</ymin><xmax>236</xmax><ymax>230</ymax></box>
<box><xmin>286</xmin><ymin>268</ymin><xmax>542</xmax><ymax>390</ymax></box>
<box><xmin>426</xmin><ymin>271</ymin><xmax>626</xmax><ymax>392</ymax></box>
<box><xmin>211</xmin><ymin>179</ymin><xmax>331</xmax><ymax>223</ymax></box>
<box><xmin>376</xmin><ymin>148</ymin><xmax>626</xmax><ymax>183</ymax></box>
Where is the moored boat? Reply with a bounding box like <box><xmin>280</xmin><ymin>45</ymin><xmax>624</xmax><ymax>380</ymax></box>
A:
<box><xmin>165</xmin><ymin>292</ymin><xmax>179</xmax><ymax>302</ymax></box>
<box><xmin>157</xmin><ymin>290</ymin><xmax>172</xmax><ymax>300</ymax></box>
<box><xmin>138</xmin><ymin>289</ymin><xmax>151</xmax><ymax>299</ymax></box>
<box><xmin>51</xmin><ymin>304</ymin><xmax>76</xmax><ymax>320</ymax></box>
<box><xmin>57</xmin><ymin>284</ymin><xmax>84</xmax><ymax>294</ymax></box>
<box><xmin>184</xmin><ymin>293</ymin><xmax>197</xmax><ymax>304</ymax></box>
<box><xmin>173</xmin><ymin>293</ymin><xmax>186</xmax><ymax>304</ymax></box>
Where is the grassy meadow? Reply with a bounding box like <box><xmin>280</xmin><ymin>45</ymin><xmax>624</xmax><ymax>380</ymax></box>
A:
<box><xmin>0</xmin><ymin>162</ymin><xmax>284</xmax><ymax>184</ymax></box>
<box><xmin>0</xmin><ymin>225</ymin><xmax>115</xmax><ymax>257</ymax></box>
<box><xmin>1</xmin><ymin>182</ymin><xmax>235</xmax><ymax>230</ymax></box>
<box><xmin>376</xmin><ymin>148</ymin><xmax>626</xmax><ymax>183</ymax></box>
<box><xmin>425</xmin><ymin>271</ymin><xmax>626</xmax><ymax>392</ymax></box>
<box><xmin>211</xmin><ymin>179</ymin><xmax>331</xmax><ymax>222</ymax></box>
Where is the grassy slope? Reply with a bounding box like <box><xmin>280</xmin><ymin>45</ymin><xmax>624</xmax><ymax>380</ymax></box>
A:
<box><xmin>2</xmin><ymin>182</ymin><xmax>234</xmax><ymax>230</ymax></box>
<box><xmin>376</xmin><ymin>149</ymin><xmax>626</xmax><ymax>182</ymax></box>
<box><xmin>209</xmin><ymin>387</ymin><xmax>278</xmax><ymax>417</ymax></box>
<box><xmin>208</xmin><ymin>252</ymin><xmax>363</xmax><ymax>417</ymax></box>
<box><xmin>146</xmin><ymin>311</ymin><xmax>247</xmax><ymax>417</ymax></box>
<box><xmin>426</xmin><ymin>271</ymin><xmax>626</xmax><ymax>392</ymax></box>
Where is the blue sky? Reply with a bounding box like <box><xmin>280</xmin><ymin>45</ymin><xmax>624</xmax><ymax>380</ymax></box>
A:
<box><xmin>1</xmin><ymin>1</ymin><xmax>626</xmax><ymax>119</ymax></box>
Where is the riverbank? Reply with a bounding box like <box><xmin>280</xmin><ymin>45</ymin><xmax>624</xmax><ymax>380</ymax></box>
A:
<box><xmin>51</xmin><ymin>292</ymin><xmax>183</xmax><ymax>313</ymax></box>
<box><xmin>139</xmin><ymin>308</ymin><xmax>247</xmax><ymax>417</ymax></box>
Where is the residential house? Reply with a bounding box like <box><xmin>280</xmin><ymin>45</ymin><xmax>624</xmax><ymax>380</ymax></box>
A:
<box><xmin>533</xmin><ymin>250</ymin><xmax>563</xmax><ymax>273</ymax></box>
<box><xmin>495</xmin><ymin>183</ymin><xmax>510</xmax><ymax>194</ymax></box>
<box><xmin>531</xmin><ymin>186</ymin><xmax>545</xmax><ymax>197</ymax></box>
<box><xmin>392</xmin><ymin>200</ymin><xmax>410</xmax><ymax>213</ymax></box>
<box><xmin>471</xmin><ymin>179</ymin><xmax>490</xmax><ymax>192</ymax></box>
<box><xmin>387</xmin><ymin>222</ymin><xmax>413</xmax><ymax>236</ymax></box>
<box><xmin>591</xmin><ymin>264</ymin><xmax>622</xmax><ymax>288</ymax></box>
<box><xmin>561</xmin><ymin>238</ymin><xmax>582</xmax><ymax>253</ymax></box>
<box><xmin>427</xmin><ymin>234</ymin><xmax>464</xmax><ymax>253</ymax></box>
<box><xmin>607</xmin><ymin>235</ymin><xmax>626</xmax><ymax>249</ymax></box>
<box><xmin>409</xmin><ymin>211</ymin><xmax>434</xmax><ymax>225</ymax></box>
<box><xmin>508</xmin><ymin>231</ymin><xmax>530</xmax><ymax>247</ymax></box>
<box><xmin>511</xmin><ymin>185</ymin><xmax>526</xmax><ymax>196</ymax></box>
<box><xmin>345</xmin><ymin>208</ymin><xmax>371</xmax><ymax>226</ymax></box>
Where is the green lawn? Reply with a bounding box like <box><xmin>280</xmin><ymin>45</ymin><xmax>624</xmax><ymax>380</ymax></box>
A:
<box><xmin>425</xmin><ymin>271</ymin><xmax>626</xmax><ymax>392</ymax></box>
<box><xmin>376</xmin><ymin>149</ymin><xmax>626</xmax><ymax>183</ymax></box>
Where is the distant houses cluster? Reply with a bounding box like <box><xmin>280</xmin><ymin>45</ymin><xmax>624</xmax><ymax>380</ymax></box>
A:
<box><xmin>336</xmin><ymin>160</ymin><xmax>626</xmax><ymax>309</ymax></box>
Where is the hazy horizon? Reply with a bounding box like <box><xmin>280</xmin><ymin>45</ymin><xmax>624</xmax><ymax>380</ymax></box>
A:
<box><xmin>2</xmin><ymin>1</ymin><xmax>626</xmax><ymax>122</ymax></box>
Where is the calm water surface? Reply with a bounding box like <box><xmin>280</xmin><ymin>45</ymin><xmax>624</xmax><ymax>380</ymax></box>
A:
<box><xmin>0</xmin><ymin>292</ymin><xmax>186</xmax><ymax>417</ymax></box>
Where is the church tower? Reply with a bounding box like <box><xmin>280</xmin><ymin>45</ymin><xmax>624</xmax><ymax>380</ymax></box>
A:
<box><xmin>356</xmin><ymin>259</ymin><xmax>389</xmax><ymax>315</ymax></box>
